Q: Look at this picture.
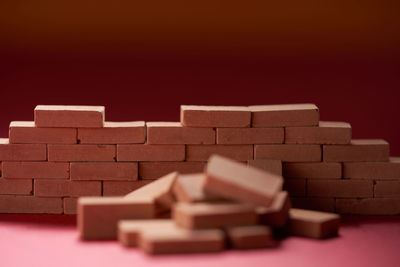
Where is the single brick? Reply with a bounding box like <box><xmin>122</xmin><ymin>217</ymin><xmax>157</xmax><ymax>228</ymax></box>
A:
<box><xmin>146</xmin><ymin>122</ymin><xmax>215</xmax><ymax>144</ymax></box>
<box><xmin>254</xmin><ymin>144</ymin><xmax>321</xmax><ymax>162</ymax></box>
<box><xmin>9</xmin><ymin>121</ymin><xmax>77</xmax><ymax>144</ymax></box>
<box><xmin>284</xmin><ymin>179</ymin><xmax>306</xmax><ymax>197</ymax></box>
<box><xmin>227</xmin><ymin>225</ymin><xmax>273</xmax><ymax>249</ymax></box>
<box><xmin>34</xmin><ymin>105</ymin><xmax>104</xmax><ymax>128</ymax></box>
<box><xmin>64</xmin><ymin>197</ymin><xmax>78</xmax><ymax>214</ymax></box>
<box><xmin>48</xmin><ymin>144</ymin><xmax>116</xmax><ymax>162</ymax></box>
<box><xmin>78</xmin><ymin>121</ymin><xmax>145</xmax><ymax>144</ymax></box>
<box><xmin>0</xmin><ymin>178</ymin><xmax>32</xmax><ymax>195</ymax></box>
<box><xmin>0</xmin><ymin>139</ymin><xmax>46</xmax><ymax>161</ymax></box>
<box><xmin>283</xmin><ymin>162</ymin><xmax>342</xmax><ymax>179</ymax></box>
<box><xmin>34</xmin><ymin>180</ymin><xmax>101</xmax><ymax>197</ymax></box>
<box><xmin>336</xmin><ymin>198</ymin><xmax>400</xmax><ymax>215</ymax></box>
<box><xmin>323</xmin><ymin>139</ymin><xmax>389</xmax><ymax>162</ymax></box>
<box><xmin>256</xmin><ymin>191</ymin><xmax>291</xmax><ymax>228</ymax></box>
<box><xmin>217</xmin><ymin>127</ymin><xmax>284</xmax><ymax>145</ymax></box>
<box><xmin>180</xmin><ymin>105</ymin><xmax>251</xmax><ymax>127</ymax></box>
<box><xmin>139</xmin><ymin>162</ymin><xmax>206</xmax><ymax>179</ymax></box>
<box><xmin>0</xmin><ymin>196</ymin><xmax>63</xmax><ymax>213</ymax></box>
<box><xmin>290</xmin><ymin>198</ymin><xmax>335</xmax><ymax>213</ymax></box>
<box><xmin>249</xmin><ymin>104</ymin><xmax>319</xmax><ymax>127</ymax></box>
<box><xmin>2</xmin><ymin>162</ymin><xmax>69</xmax><ymax>179</ymax></box>
<box><xmin>308</xmin><ymin>179</ymin><xmax>373</xmax><ymax>198</ymax></box>
<box><xmin>285</xmin><ymin>121</ymin><xmax>351</xmax><ymax>144</ymax></box>
<box><xmin>374</xmin><ymin>181</ymin><xmax>400</xmax><ymax>198</ymax></box>
<box><xmin>117</xmin><ymin>144</ymin><xmax>185</xmax><ymax>162</ymax></box>
<box><xmin>103</xmin><ymin>180</ymin><xmax>154</xmax><ymax>196</ymax></box>
<box><xmin>343</xmin><ymin>157</ymin><xmax>400</xmax><ymax>179</ymax></box>
<box><xmin>247</xmin><ymin>159</ymin><xmax>282</xmax><ymax>176</ymax></box>
<box><xmin>173</xmin><ymin>173</ymin><xmax>222</xmax><ymax>203</ymax></box>
<box><xmin>204</xmin><ymin>155</ymin><xmax>283</xmax><ymax>207</ymax></box>
<box><xmin>288</xmin><ymin>208</ymin><xmax>340</xmax><ymax>239</ymax></box>
<box><xmin>70</xmin><ymin>162</ymin><xmax>137</xmax><ymax>180</ymax></box>
<box><xmin>186</xmin><ymin>145</ymin><xmax>253</xmax><ymax>161</ymax></box>
<box><xmin>173</xmin><ymin>202</ymin><xmax>258</xmax><ymax>229</ymax></box>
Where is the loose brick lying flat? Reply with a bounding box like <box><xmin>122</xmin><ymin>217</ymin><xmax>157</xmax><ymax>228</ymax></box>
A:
<box><xmin>343</xmin><ymin>157</ymin><xmax>400</xmax><ymax>179</ymax></box>
<box><xmin>186</xmin><ymin>145</ymin><xmax>253</xmax><ymax>161</ymax></box>
<box><xmin>336</xmin><ymin>198</ymin><xmax>400</xmax><ymax>215</ymax></box>
<box><xmin>139</xmin><ymin>162</ymin><xmax>206</xmax><ymax>179</ymax></box>
<box><xmin>147</xmin><ymin>122</ymin><xmax>215</xmax><ymax>144</ymax></box>
<box><xmin>173</xmin><ymin>173</ymin><xmax>222</xmax><ymax>203</ymax></box>
<box><xmin>284</xmin><ymin>179</ymin><xmax>306</xmax><ymax>197</ymax></box>
<box><xmin>181</xmin><ymin>105</ymin><xmax>251</xmax><ymax>127</ymax></box>
<box><xmin>78</xmin><ymin>121</ymin><xmax>145</xmax><ymax>144</ymax></box>
<box><xmin>2</xmin><ymin>162</ymin><xmax>69</xmax><ymax>179</ymax></box>
<box><xmin>285</xmin><ymin>121</ymin><xmax>351</xmax><ymax>144</ymax></box>
<box><xmin>216</xmin><ymin>127</ymin><xmax>284</xmax><ymax>144</ymax></box>
<box><xmin>288</xmin><ymin>208</ymin><xmax>340</xmax><ymax>239</ymax></box>
<box><xmin>70</xmin><ymin>162</ymin><xmax>137</xmax><ymax>181</ymax></box>
<box><xmin>118</xmin><ymin>144</ymin><xmax>185</xmax><ymax>162</ymax></box>
<box><xmin>247</xmin><ymin>159</ymin><xmax>282</xmax><ymax>176</ymax></box>
<box><xmin>323</xmin><ymin>139</ymin><xmax>389</xmax><ymax>162</ymax></box>
<box><xmin>283</xmin><ymin>162</ymin><xmax>342</xmax><ymax>179</ymax></box>
<box><xmin>173</xmin><ymin>202</ymin><xmax>258</xmax><ymax>229</ymax></box>
<box><xmin>227</xmin><ymin>225</ymin><xmax>273</xmax><ymax>249</ymax></box>
<box><xmin>48</xmin><ymin>144</ymin><xmax>116</xmax><ymax>162</ymax></box>
<box><xmin>34</xmin><ymin>180</ymin><xmax>102</xmax><ymax>197</ymax></box>
<box><xmin>0</xmin><ymin>196</ymin><xmax>63</xmax><ymax>213</ymax></box>
<box><xmin>254</xmin><ymin>144</ymin><xmax>321</xmax><ymax>162</ymax></box>
<box><xmin>9</xmin><ymin>121</ymin><xmax>77</xmax><ymax>144</ymax></box>
<box><xmin>0</xmin><ymin>139</ymin><xmax>46</xmax><ymax>161</ymax></box>
<box><xmin>64</xmin><ymin>197</ymin><xmax>78</xmax><ymax>214</ymax></box>
<box><xmin>35</xmin><ymin>105</ymin><xmax>104</xmax><ymax>128</ymax></box>
<box><xmin>257</xmin><ymin>191</ymin><xmax>291</xmax><ymax>228</ymax></box>
<box><xmin>374</xmin><ymin>181</ymin><xmax>400</xmax><ymax>198</ymax></box>
<box><xmin>0</xmin><ymin>178</ymin><xmax>32</xmax><ymax>195</ymax></box>
<box><xmin>103</xmin><ymin>180</ymin><xmax>154</xmax><ymax>196</ymax></box>
<box><xmin>204</xmin><ymin>155</ymin><xmax>283</xmax><ymax>207</ymax></box>
<box><xmin>249</xmin><ymin>104</ymin><xmax>319</xmax><ymax>127</ymax></box>
<box><xmin>290</xmin><ymin>198</ymin><xmax>335</xmax><ymax>213</ymax></box>
<box><xmin>308</xmin><ymin>179</ymin><xmax>373</xmax><ymax>198</ymax></box>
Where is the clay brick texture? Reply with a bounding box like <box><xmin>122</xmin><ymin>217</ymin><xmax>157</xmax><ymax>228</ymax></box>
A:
<box><xmin>0</xmin><ymin>104</ymin><xmax>398</xmax><ymax>215</ymax></box>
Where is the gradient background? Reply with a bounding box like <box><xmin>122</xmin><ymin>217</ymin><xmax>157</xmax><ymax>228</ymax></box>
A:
<box><xmin>1</xmin><ymin>1</ymin><xmax>399</xmax><ymax>153</ymax></box>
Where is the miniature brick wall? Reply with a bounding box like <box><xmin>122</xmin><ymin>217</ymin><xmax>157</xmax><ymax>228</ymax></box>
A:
<box><xmin>0</xmin><ymin>104</ymin><xmax>399</xmax><ymax>215</ymax></box>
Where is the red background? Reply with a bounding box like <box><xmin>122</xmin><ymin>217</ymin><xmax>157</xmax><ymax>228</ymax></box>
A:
<box><xmin>1</xmin><ymin>1</ymin><xmax>399</xmax><ymax>154</ymax></box>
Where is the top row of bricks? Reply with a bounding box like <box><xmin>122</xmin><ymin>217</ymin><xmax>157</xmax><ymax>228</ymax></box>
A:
<box><xmin>35</xmin><ymin>104</ymin><xmax>319</xmax><ymax>128</ymax></box>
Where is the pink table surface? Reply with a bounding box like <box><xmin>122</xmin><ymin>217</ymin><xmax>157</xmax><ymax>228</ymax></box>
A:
<box><xmin>0</xmin><ymin>214</ymin><xmax>399</xmax><ymax>267</ymax></box>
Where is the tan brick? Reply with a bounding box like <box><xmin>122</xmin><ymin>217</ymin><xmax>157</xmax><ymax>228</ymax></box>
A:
<box><xmin>48</xmin><ymin>144</ymin><xmax>116</xmax><ymax>162</ymax></box>
<box><xmin>139</xmin><ymin>161</ymin><xmax>206</xmax><ymax>179</ymax></box>
<box><xmin>70</xmin><ymin>162</ymin><xmax>137</xmax><ymax>180</ymax></box>
<box><xmin>283</xmin><ymin>162</ymin><xmax>342</xmax><ymax>179</ymax></box>
<box><xmin>64</xmin><ymin>197</ymin><xmax>78</xmax><ymax>214</ymax></box>
<box><xmin>0</xmin><ymin>139</ymin><xmax>46</xmax><ymax>161</ymax></box>
<box><xmin>285</xmin><ymin>121</ymin><xmax>351</xmax><ymax>144</ymax></box>
<box><xmin>34</xmin><ymin>180</ymin><xmax>101</xmax><ymax>197</ymax></box>
<box><xmin>117</xmin><ymin>144</ymin><xmax>185</xmax><ymax>162</ymax></box>
<box><xmin>290</xmin><ymin>198</ymin><xmax>335</xmax><ymax>213</ymax></box>
<box><xmin>336</xmin><ymin>198</ymin><xmax>400</xmax><ymax>215</ymax></box>
<box><xmin>0</xmin><ymin>196</ymin><xmax>63</xmax><ymax>213</ymax></box>
<box><xmin>0</xmin><ymin>178</ymin><xmax>32</xmax><ymax>195</ymax></box>
<box><xmin>217</xmin><ymin>127</ymin><xmax>284</xmax><ymax>144</ymax></box>
<box><xmin>247</xmin><ymin>159</ymin><xmax>282</xmax><ymax>176</ymax></box>
<box><xmin>374</xmin><ymin>181</ymin><xmax>400</xmax><ymax>198</ymax></box>
<box><xmin>323</xmin><ymin>139</ymin><xmax>389</xmax><ymax>162</ymax></box>
<box><xmin>173</xmin><ymin>173</ymin><xmax>222</xmax><ymax>203</ymax></box>
<box><xmin>103</xmin><ymin>180</ymin><xmax>154</xmax><ymax>196</ymax></box>
<box><xmin>9</xmin><ymin>121</ymin><xmax>77</xmax><ymax>144</ymax></box>
<box><xmin>284</xmin><ymin>178</ymin><xmax>306</xmax><ymax>197</ymax></box>
<box><xmin>249</xmin><ymin>104</ymin><xmax>319</xmax><ymax>127</ymax></box>
<box><xmin>180</xmin><ymin>105</ymin><xmax>251</xmax><ymax>127</ymax></box>
<box><xmin>34</xmin><ymin>105</ymin><xmax>104</xmax><ymax>128</ymax></box>
<box><xmin>255</xmin><ymin>144</ymin><xmax>321</xmax><ymax>162</ymax></box>
<box><xmin>227</xmin><ymin>225</ymin><xmax>273</xmax><ymax>249</ymax></box>
<box><xmin>257</xmin><ymin>191</ymin><xmax>291</xmax><ymax>227</ymax></box>
<box><xmin>78</xmin><ymin>121</ymin><xmax>145</xmax><ymax>144</ymax></box>
<box><xmin>308</xmin><ymin>179</ymin><xmax>373</xmax><ymax>198</ymax></box>
<box><xmin>186</xmin><ymin>145</ymin><xmax>253</xmax><ymax>161</ymax></box>
<box><xmin>2</xmin><ymin>162</ymin><xmax>69</xmax><ymax>179</ymax></box>
<box><xmin>146</xmin><ymin>122</ymin><xmax>215</xmax><ymax>144</ymax></box>
<box><xmin>343</xmin><ymin>157</ymin><xmax>400</xmax><ymax>179</ymax></box>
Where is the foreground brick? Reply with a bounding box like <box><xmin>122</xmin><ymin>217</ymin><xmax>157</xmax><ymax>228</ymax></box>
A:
<box><xmin>34</xmin><ymin>180</ymin><xmax>101</xmax><ymax>197</ymax></box>
<box><xmin>343</xmin><ymin>157</ymin><xmax>400</xmax><ymax>179</ymax></box>
<box><xmin>249</xmin><ymin>104</ymin><xmax>319</xmax><ymax>127</ymax></box>
<box><xmin>2</xmin><ymin>162</ymin><xmax>69</xmax><ymax>179</ymax></box>
<box><xmin>323</xmin><ymin>139</ymin><xmax>389</xmax><ymax>162</ymax></box>
<box><xmin>117</xmin><ymin>145</ymin><xmax>185</xmax><ymax>162</ymax></box>
<box><xmin>78</xmin><ymin>121</ymin><xmax>145</xmax><ymax>144</ymax></box>
<box><xmin>9</xmin><ymin>121</ymin><xmax>77</xmax><ymax>144</ymax></box>
<box><xmin>290</xmin><ymin>198</ymin><xmax>335</xmax><ymax>213</ymax></box>
<box><xmin>64</xmin><ymin>197</ymin><xmax>78</xmax><ymax>214</ymax></box>
<box><xmin>139</xmin><ymin>161</ymin><xmax>206</xmax><ymax>179</ymax></box>
<box><xmin>0</xmin><ymin>196</ymin><xmax>63</xmax><ymax>213</ymax></box>
<box><xmin>283</xmin><ymin>162</ymin><xmax>342</xmax><ymax>179</ymax></box>
<box><xmin>374</xmin><ymin>181</ymin><xmax>400</xmax><ymax>198</ymax></box>
<box><xmin>227</xmin><ymin>225</ymin><xmax>273</xmax><ymax>249</ymax></box>
<box><xmin>336</xmin><ymin>198</ymin><xmax>400</xmax><ymax>215</ymax></box>
<box><xmin>0</xmin><ymin>178</ymin><xmax>32</xmax><ymax>195</ymax></box>
<box><xmin>186</xmin><ymin>145</ymin><xmax>253</xmax><ymax>161</ymax></box>
<box><xmin>255</xmin><ymin>144</ymin><xmax>321</xmax><ymax>162</ymax></box>
<box><xmin>48</xmin><ymin>144</ymin><xmax>116</xmax><ymax>162</ymax></box>
<box><xmin>217</xmin><ymin>127</ymin><xmax>284</xmax><ymax>144</ymax></box>
<box><xmin>34</xmin><ymin>105</ymin><xmax>104</xmax><ymax>128</ymax></box>
<box><xmin>247</xmin><ymin>159</ymin><xmax>282</xmax><ymax>176</ymax></box>
<box><xmin>180</xmin><ymin>105</ymin><xmax>251</xmax><ymax>127</ymax></box>
<box><xmin>70</xmin><ymin>162</ymin><xmax>137</xmax><ymax>180</ymax></box>
<box><xmin>0</xmin><ymin>139</ymin><xmax>46</xmax><ymax>161</ymax></box>
<box><xmin>257</xmin><ymin>191</ymin><xmax>291</xmax><ymax>228</ymax></box>
<box><xmin>173</xmin><ymin>173</ymin><xmax>222</xmax><ymax>203</ymax></box>
<box><xmin>308</xmin><ymin>179</ymin><xmax>373</xmax><ymax>198</ymax></box>
<box><xmin>103</xmin><ymin>180</ymin><xmax>154</xmax><ymax>196</ymax></box>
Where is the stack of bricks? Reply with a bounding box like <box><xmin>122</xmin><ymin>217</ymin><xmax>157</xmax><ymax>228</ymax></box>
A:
<box><xmin>0</xmin><ymin>104</ymin><xmax>399</xmax><ymax>215</ymax></box>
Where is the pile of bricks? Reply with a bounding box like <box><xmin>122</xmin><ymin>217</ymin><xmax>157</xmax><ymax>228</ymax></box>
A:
<box><xmin>0</xmin><ymin>104</ymin><xmax>399</xmax><ymax>215</ymax></box>
<box><xmin>79</xmin><ymin>154</ymin><xmax>340</xmax><ymax>254</ymax></box>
